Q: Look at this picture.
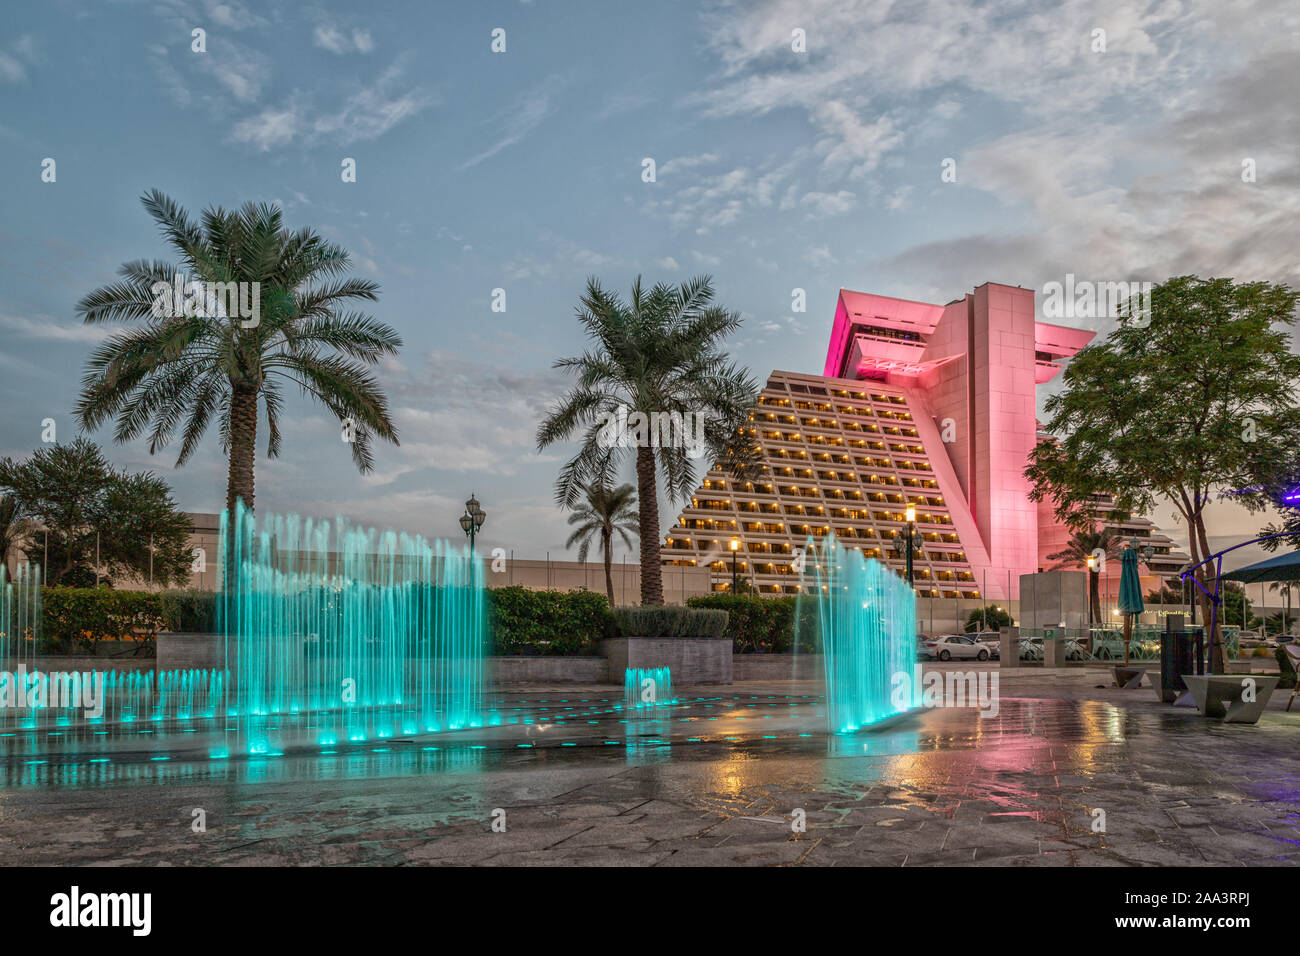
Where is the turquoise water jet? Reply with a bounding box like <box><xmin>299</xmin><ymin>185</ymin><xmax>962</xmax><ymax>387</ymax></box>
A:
<box><xmin>798</xmin><ymin>534</ymin><xmax>919</xmax><ymax>733</ymax></box>
<box><xmin>218</xmin><ymin>502</ymin><xmax>487</xmax><ymax>754</ymax></box>
<box><xmin>0</xmin><ymin>563</ymin><xmax>41</xmax><ymax>668</ymax></box>
<box><xmin>624</xmin><ymin>667</ymin><xmax>674</xmax><ymax>709</ymax></box>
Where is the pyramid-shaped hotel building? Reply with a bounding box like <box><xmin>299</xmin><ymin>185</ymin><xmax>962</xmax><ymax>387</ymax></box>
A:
<box><xmin>662</xmin><ymin>282</ymin><xmax>1188</xmax><ymax>601</ymax></box>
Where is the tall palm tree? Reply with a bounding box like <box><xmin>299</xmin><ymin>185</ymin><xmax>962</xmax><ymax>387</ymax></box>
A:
<box><xmin>537</xmin><ymin>276</ymin><xmax>759</xmax><ymax>605</ymax></box>
<box><xmin>565</xmin><ymin>483</ymin><xmax>638</xmax><ymax>604</ymax></box>
<box><xmin>75</xmin><ymin>189</ymin><xmax>402</xmax><ymax>516</ymax></box>
<box><xmin>1047</xmin><ymin>527</ymin><xmax>1121</xmax><ymax>625</ymax></box>
<box><xmin>0</xmin><ymin>494</ymin><xmax>32</xmax><ymax>576</ymax></box>
<box><xmin>1269</xmin><ymin>581</ymin><xmax>1295</xmax><ymax>635</ymax></box>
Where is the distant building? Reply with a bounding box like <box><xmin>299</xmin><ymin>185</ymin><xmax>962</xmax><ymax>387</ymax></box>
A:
<box><xmin>663</xmin><ymin>282</ymin><xmax>1188</xmax><ymax>599</ymax></box>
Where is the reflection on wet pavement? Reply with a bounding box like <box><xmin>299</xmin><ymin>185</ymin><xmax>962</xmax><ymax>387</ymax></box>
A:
<box><xmin>2</xmin><ymin>680</ymin><xmax>1298</xmax><ymax>866</ymax></box>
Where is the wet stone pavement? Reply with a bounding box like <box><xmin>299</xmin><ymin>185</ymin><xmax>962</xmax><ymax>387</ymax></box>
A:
<box><xmin>1</xmin><ymin>667</ymin><xmax>1299</xmax><ymax>866</ymax></box>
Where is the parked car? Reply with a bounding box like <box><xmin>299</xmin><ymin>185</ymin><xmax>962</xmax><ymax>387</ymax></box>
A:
<box><xmin>922</xmin><ymin>634</ymin><xmax>992</xmax><ymax>661</ymax></box>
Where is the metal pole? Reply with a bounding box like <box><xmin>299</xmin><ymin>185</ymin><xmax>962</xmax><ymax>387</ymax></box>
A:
<box><xmin>95</xmin><ymin>532</ymin><xmax>100</xmax><ymax>588</ymax></box>
<box><xmin>149</xmin><ymin>532</ymin><xmax>154</xmax><ymax>588</ymax></box>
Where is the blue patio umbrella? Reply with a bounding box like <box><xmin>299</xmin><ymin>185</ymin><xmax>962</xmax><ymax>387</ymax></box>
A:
<box><xmin>1118</xmin><ymin>547</ymin><xmax>1145</xmax><ymax>615</ymax></box>
<box><xmin>1117</xmin><ymin>546</ymin><xmax>1144</xmax><ymax>665</ymax></box>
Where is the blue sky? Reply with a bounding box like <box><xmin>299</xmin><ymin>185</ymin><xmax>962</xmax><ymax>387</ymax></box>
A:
<box><xmin>1</xmin><ymin>0</ymin><xmax>1297</xmax><ymax>566</ymax></box>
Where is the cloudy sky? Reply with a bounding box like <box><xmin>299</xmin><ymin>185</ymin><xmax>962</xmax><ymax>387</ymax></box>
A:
<box><xmin>1</xmin><ymin>0</ymin><xmax>1296</xmax><ymax>569</ymax></box>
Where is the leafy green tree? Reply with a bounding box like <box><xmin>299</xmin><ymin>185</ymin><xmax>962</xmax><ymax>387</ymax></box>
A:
<box><xmin>0</xmin><ymin>438</ymin><xmax>192</xmax><ymax>586</ymax></box>
<box><xmin>0</xmin><ymin>494</ymin><xmax>33</xmax><ymax>573</ymax></box>
<box><xmin>565</xmin><ymin>482</ymin><xmax>639</xmax><ymax>605</ymax></box>
<box><xmin>74</xmin><ymin>190</ymin><xmax>402</xmax><ymax>516</ymax></box>
<box><xmin>964</xmin><ymin>605</ymin><xmax>1012</xmax><ymax>632</ymax></box>
<box><xmin>1027</xmin><ymin>276</ymin><xmax>1300</xmax><ymax>673</ymax></box>
<box><xmin>1045</xmin><ymin>527</ymin><xmax>1121</xmax><ymax>624</ymax></box>
<box><xmin>537</xmin><ymin>276</ymin><xmax>759</xmax><ymax>605</ymax></box>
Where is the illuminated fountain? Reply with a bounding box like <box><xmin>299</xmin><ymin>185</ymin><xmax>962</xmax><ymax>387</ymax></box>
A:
<box><xmin>623</xmin><ymin>667</ymin><xmax>674</xmax><ymax>709</ymax></box>
<box><xmin>798</xmin><ymin>534</ymin><xmax>919</xmax><ymax>733</ymax></box>
<box><xmin>217</xmin><ymin>502</ymin><xmax>487</xmax><ymax>754</ymax></box>
<box><xmin>0</xmin><ymin>562</ymin><xmax>41</xmax><ymax>668</ymax></box>
<box><xmin>1</xmin><ymin>506</ymin><xmax>486</xmax><ymax>760</ymax></box>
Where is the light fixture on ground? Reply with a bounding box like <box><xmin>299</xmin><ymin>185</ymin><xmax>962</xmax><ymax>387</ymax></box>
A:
<box><xmin>460</xmin><ymin>494</ymin><xmax>486</xmax><ymax>552</ymax></box>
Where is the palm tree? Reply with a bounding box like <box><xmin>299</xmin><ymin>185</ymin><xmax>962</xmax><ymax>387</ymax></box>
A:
<box><xmin>75</xmin><ymin>189</ymin><xmax>402</xmax><ymax>516</ymax></box>
<box><xmin>0</xmin><ymin>494</ymin><xmax>32</xmax><ymax>576</ymax></box>
<box><xmin>1269</xmin><ymin>581</ymin><xmax>1296</xmax><ymax>635</ymax></box>
<box><xmin>1047</xmin><ymin>527</ymin><xmax>1121</xmax><ymax>625</ymax></box>
<box><xmin>565</xmin><ymin>483</ymin><xmax>638</xmax><ymax>604</ymax></box>
<box><xmin>537</xmin><ymin>276</ymin><xmax>759</xmax><ymax>605</ymax></box>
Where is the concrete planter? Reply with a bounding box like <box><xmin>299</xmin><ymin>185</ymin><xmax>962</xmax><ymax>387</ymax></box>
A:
<box><xmin>600</xmin><ymin>636</ymin><xmax>732</xmax><ymax>685</ymax></box>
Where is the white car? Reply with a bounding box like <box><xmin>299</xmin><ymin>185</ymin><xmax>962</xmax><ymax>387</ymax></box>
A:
<box><xmin>923</xmin><ymin>634</ymin><xmax>992</xmax><ymax>661</ymax></box>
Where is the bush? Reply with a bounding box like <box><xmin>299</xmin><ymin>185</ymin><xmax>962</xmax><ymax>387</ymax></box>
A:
<box><xmin>1276</xmin><ymin>646</ymin><xmax>1297</xmax><ymax>688</ymax></box>
<box><xmin>612</xmin><ymin>605</ymin><xmax>728</xmax><ymax>639</ymax></box>
<box><xmin>487</xmin><ymin>586</ymin><xmax>613</xmax><ymax>656</ymax></box>
<box><xmin>157</xmin><ymin>588</ymin><xmax>217</xmax><ymax>633</ymax></box>
<box><xmin>41</xmin><ymin>587</ymin><xmax>166</xmax><ymax>654</ymax></box>
<box><xmin>687</xmin><ymin>594</ymin><xmax>813</xmax><ymax>653</ymax></box>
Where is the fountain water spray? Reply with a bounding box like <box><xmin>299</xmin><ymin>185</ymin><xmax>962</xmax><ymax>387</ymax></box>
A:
<box><xmin>218</xmin><ymin>502</ymin><xmax>487</xmax><ymax>754</ymax></box>
<box><xmin>798</xmin><ymin>534</ymin><xmax>919</xmax><ymax>733</ymax></box>
<box><xmin>624</xmin><ymin>667</ymin><xmax>674</xmax><ymax>709</ymax></box>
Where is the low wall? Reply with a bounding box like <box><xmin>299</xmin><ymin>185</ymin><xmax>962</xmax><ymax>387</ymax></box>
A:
<box><xmin>490</xmin><ymin>657</ymin><xmax>609</xmax><ymax>683</ymax></box>
<box><xmin>156</xmin><ymin>635</ymin><xmax>812</xmax><ymax>685</ymax></box>
<box><xmin>600</xmin><ymin>637</ymin><xmax>732</xmax><ymax>685</ymax></box>
<box><xmin>157</xmin><ymin>632</ymin><xmax>223</xmax><ymax>671</ymax></box>
<box><xmin>732</xmin><ymin>654</ymin><xmax>823</xmax><ymax>681</ymax></box>
<box><xmin>1</xmin><ymin>656</ymin><xmax>155</xmax><ymax>673</ymax></box>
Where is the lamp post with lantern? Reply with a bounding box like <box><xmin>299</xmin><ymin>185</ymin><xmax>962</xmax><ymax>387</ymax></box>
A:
<box><xmin>729</xmin><ymin>537</ymin><xmax>740</xmax><ymax>593</ymax></box>
<box><xmin>459</xmin><ymin>494</ymin><xmax>486</xmax><ymax>553</ymax></box>
<box><xmin>890</xmin><ymin>501</ymin><xmax>920</xmax><ymax>586</ymax></box>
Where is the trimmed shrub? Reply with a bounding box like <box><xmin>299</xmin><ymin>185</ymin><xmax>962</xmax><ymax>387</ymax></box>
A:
<box><xmin>41</xmin><ymin>588</ymin><xmax>166</xmax><ymax>654</ymax></box>
<box><xmin>1276</xmin><ymin>645</ymin><xmax>1297</xmax><ymax>688</ymax></box>
<box><xmin>157</xmin><ymin>588</ymin><xmax>218</xmax><ymax>633</ymax></box>
<box><xmin>687</xmin><ymin>594</ymin><xmax>815</xmax><ymax>653</ymax></box>
<box><xmin>612</xmin><ymin>605</ymin><xmax>728</xmax><ymax>639</ymax></box>
<box><xmin>487</xmin><ymin>586</ymin><xmax>613</xmax><ymax>656</ymax></box>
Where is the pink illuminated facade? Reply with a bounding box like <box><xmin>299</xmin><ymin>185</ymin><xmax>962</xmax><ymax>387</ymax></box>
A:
<box><xmin>662</xmin><ymin>282</ymin><xmax>1188</xmax><ymax>599</ymax></box>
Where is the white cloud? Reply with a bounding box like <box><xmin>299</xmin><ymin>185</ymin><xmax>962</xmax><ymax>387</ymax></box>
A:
<box><xmin>798</xmin><ymin>189</ymin><xmax>857</xmax><ymax>218</ymax></box>
<box><xmin>459</xmin><ymin>84</ymin><xmax>557</xmax><ymax>169</ymax></box>
<box><xmin>313</xmin><ymin>24</ymin><xmax>376</xmax><ymax>55</ymax></box>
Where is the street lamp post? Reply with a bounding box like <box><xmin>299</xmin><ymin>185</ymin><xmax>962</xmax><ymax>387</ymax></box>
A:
<box><xmin>459</xmin><ymin>494</ymin><xmax>486</xmax><ymax>552</ymax></box>
<box><xmin>1086</xmin><ymin>553</ymin><xmax>1096</xmax><ymax>628</ymax></box>
<box><xmin>890</xmin><ymin>502</ymin><xmax>919</xmax><ymax>588</ymax></box>
<box><xmin>729</xmin><ymin>538</ymin><xmax>740</xmax><ymax>593</ymax></box>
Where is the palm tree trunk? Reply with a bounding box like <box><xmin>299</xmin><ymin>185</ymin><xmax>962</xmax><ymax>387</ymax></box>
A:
<box><xmin>635</xmin><ymin>444</ymin><xmax>663</xmax><ymax>606</ymax></box>
<box><xmin>602</xmin><ymin>528</ymin><xmax>615</xmax><ymax>605</ymax></box>
<box><xmin>226</xmin><ymin>383</ymin><xmax>258</xmax><ymax>516</ymax></box>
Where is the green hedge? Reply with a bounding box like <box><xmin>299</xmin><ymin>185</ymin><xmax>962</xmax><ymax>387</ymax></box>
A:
<box><xmin>611</xmin><ymin>605</ymin><xmax>729</xmax><ymax>639</ymax></box>
<box><xmin>39</xmin><ymin>587</ymin><xmax>218</xmax><ymax>654</ymax></box>
<box><xmin>41</xmin><ymin>588</ymin><xmax>165</xmax><ymax>653</ymax></box>
<box><xmin>157</xmin><ymin>588</ymin><xmax>218</xmax><ymax>633</ymax></box>
<box><xmin>487</xmin><ymin>586</ymin><xmax>614</xmax><ymax>656</ymax></box>
<box><xmin>687</xmin><ymin>594</ymin><xmax>817</xmax><ymax>654</ymax></box>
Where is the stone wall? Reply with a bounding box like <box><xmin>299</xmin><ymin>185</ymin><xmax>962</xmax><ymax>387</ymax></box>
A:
<box><xmin>600</xmin><ymin>637</ymin><xmax>733</xmax><ymax>685</ymax></box>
